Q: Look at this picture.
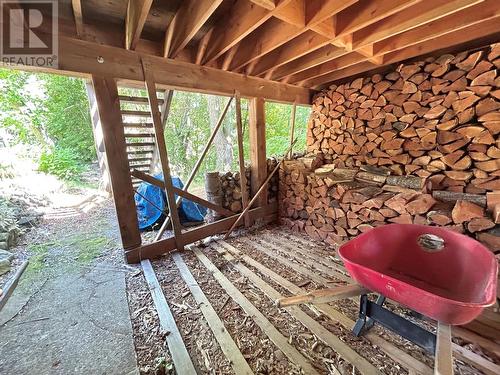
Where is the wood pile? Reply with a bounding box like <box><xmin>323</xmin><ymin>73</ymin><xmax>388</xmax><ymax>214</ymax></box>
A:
<box><xmin>280</xmin><ymin>158</ymin><xmax>500</xmax><ymax>252</ymax></box>
<box><xmin>205</xmin><ymin>158</ymin><xmax>279</xmax><ymax>216</ymax></box>
<box><xmin>307</xmin><ymin>43</ymin><xmax>500</xmax><ymax>195</ymax></box>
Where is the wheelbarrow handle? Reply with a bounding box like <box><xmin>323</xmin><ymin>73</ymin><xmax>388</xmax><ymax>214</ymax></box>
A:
<box><xmin>276</xmin><ymin>284</ymin><xmax>367</xmax><ymax>307</ymax></box>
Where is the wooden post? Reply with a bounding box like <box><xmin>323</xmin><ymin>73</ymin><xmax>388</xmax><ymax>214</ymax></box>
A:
<box><xmin>249</xmin><ymin>97</ymin><xmax>267</xmax><ymax>207</ymax></box>
<box><xmin>141</xmin><ymin>60</ymin><xmax>184</xmax><ymax>252</ymax></box>
<box><xmin>150</xmin><ymin>89</ymin><xmax>174</xmax><ymax>174</ymax></box>
<box><xmin>91</xmin><ymin>76</ymin><xmax>141</xmax><ymax>250</ymax></box>
<box><xmin>288</xmin><ymin>103</ymin><xmax>296</xmax><ymax>158</ymax></box>
<box><xmin>85</xmin><ymin>81</ymin><xmax>111</xmax><ymax>193</ymax></box>
<box><xmin>235</xmin><ymin>91</ymin><xmax>250</xmax><ymax>227</ymax></box>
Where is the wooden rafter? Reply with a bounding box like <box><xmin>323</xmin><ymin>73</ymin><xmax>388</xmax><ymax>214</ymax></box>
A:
<box><xmin>71</xmin><ymin>0</ymin><xmax>83</xmax><ymax>36</ymax></box>
<box><xmin>312</xmin><ymin>16</ymin><xmax>500</xmax><ymax>89</ymax></box>
<box><xmin>164</xmin><ymin>0</ymin><xmax>223</xmax><ymax>58</ymax></box>
<box><xmin>125</xmin><ymin>0</ymin><xmax>153</xmax><ymax>50</ymax></box>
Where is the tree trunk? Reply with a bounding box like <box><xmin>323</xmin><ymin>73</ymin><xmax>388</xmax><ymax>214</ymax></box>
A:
<box><xmin>207</xmin><ymin>95</ymin><xmax>233</xmax><ymax>171</ymax></box>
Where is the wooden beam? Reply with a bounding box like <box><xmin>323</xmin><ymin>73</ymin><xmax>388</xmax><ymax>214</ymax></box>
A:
<box><xmin>92</xmin><ymin>76</ymin><xmax>141</xmax><ymax>250</ymax></box>
<box><xmin>0</xmin><ymin>260</ymin><xmax>28</xmax><ymax>312</ymax></box>
<box><xmin>435</xmin><ymin>322</ymin><xmax>454</xmax><ymax>375</ymax></box>
<box><xmin>351</xmin><ymin>0</ymin><xmax>483</xmax><ymax>49</ymax></box>
<box><xmin>288</xmin><ymin>103</ymin><xmax>296</xmax><ymax>157</ymax></box>
<box><xmin>171</xmin><ymin>252</ymin><xmax>254</xmax><ymax>374</ymax></box>
<box><xmin>249</xmin><ymin>97</ymin><xmax>267</xmax><ymax>207</ymax></box>
<box><xmin>313</xmin><ymin>17</ymin><xmax>500</xmax><ymax>89</ymax></box>
<box><xmin>192</xmin><ymin>247</ymin><xmax>322</xmax><ymax>375</ymax></box>
<box><xmin>164</xmin><ymin>0</ymin><xmax>223</xmax><ymax>58</ymax></box>
<box><xmin>235</xmin><ymin>92</ymin><xmax>250</xmax><ymax>227</ymax></box>
<box><xmin>125</xmin><ymin>0</ymin><xmax>153</xmax><ymax>50</ymax></box>
<box><xmin>71</xmin><ymin>0</ymin><xmax>83</xmax><ymax>37</ymax></box>
<box><xmin>150</xmin><ymin>90</ymin><xmax>173</xmax><ymax>173</ymax></box>
<box><xmin>277</xmin><ymin>285</ymin><xmax>367</xmax><ymax>307</ymax></box>
<box><xmin>305</xmin><ymin>0</ymin><xmax>359</xmax><ymax>26</ymax></box>
<box><xmin>249</xmin><ymin>0</ymin><xmax>276</xmax><ymax>10</ymax></box>
<box><xmin>130</xmin><ymin>169</ymin><xmax>234</xmax><ymax>217</ymax></box>
<box><xmin>142</xmin><ymin>60</ymin><xmax>184</xmax><ymax>251</ymax></box>
<box><xmin>125</xmin><ymin>203</ymin><xmax>277</xmax><ymax>262</ymax></box>
<box><xmin>373</xmin><ymin>0</ymin><xmax>500</xmax><ymax>56</ymax></box>
<box><xmin>141</xmin><ymin>260</ymin><xmax>197</xmax><ymax>374</ymax></box>
<box><xmin>53</xmin><ymin>37</ymin><xmax>313</xmax><ymax>105</ymax></box>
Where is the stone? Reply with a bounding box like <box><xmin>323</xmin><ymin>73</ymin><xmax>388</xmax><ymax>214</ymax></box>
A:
<box><xmin>0</xmin><ymin>259</ymin><xmax>11</xmax><ymax>275</ymax></box>
<box><xmin>0</xmin><ymin>249</ymin><xmax>14</xmax><ymax>261</ymax></box>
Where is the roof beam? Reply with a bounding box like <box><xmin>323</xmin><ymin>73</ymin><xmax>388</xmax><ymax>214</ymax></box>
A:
<box><xmin>373</xmin><ymin>0</ymin><xmax>500</xmax><ymax>55</ymax></box>
<box><xmin>305</xmin><ymin>0</ymin><xmax>358</xmax><ymax>26</ymax></box>
<box><xmin>125</xmin><ymin>0</ymin><xmax>153</xmax><ymax>50</ymax></box>
<box><xmin>249</xmin><ymin>0</ymin><xmax>276</xmax><ymax>10</ymax></box>
<box><xmin>253</xmin><ymin>0</ymin><xmax>418</xmax><ymax>77</ymax></box>
<box><xmin>352</xmin><ymin>0</ymin><xmax>484</xmax><ymax>49</ymax></box>
<box><xmin>202</xmin><ymin>0</ymin><xmax>294</xmax><ymax>64</ymax></box>
<box><xmin>312</xmin><ymin>17</ymin><xmax>500</xmax><ymax>89</ymax></box>
<box><xmin>47</xmin><ymin>36</ymin><xmax>314</xmax><ymax>104</ymax></box>
<box><xmin>71</xmin><ymin>0</ymin><xmax>83</xmax><ymax>37</ymax></box>
<box><xmin>164</xmin><ymin>0</ymin><xmax>223</xmax><ymax>58</ymax></box>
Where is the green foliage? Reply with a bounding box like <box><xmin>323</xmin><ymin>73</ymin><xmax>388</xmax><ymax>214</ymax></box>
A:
<box><xmin>38</xmin><ymin>146</ymin><xmax>86</xmax><ymax>179</ymax></box>
<box><xmin>0</xmin><ymin>68</ymin><xmax>94</xmax><ymax>180</ymax></box>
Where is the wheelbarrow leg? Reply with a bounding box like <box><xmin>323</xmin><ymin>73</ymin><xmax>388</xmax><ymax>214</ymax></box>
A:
<box><xmin>353</xmin><ymin>294</ymin><xmax>386</xmax><ymax>336</ymax></box>
<box><xmin>435</xmin><ymin>322</ymin><xmax>453</xmax><ymax>375</ymax></box>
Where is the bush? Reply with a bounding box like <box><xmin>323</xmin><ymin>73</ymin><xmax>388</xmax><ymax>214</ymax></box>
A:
<box><xmin>38</xmin><ymin>147</ymin><xmax>85</xmax><ymax>180</ymax></box>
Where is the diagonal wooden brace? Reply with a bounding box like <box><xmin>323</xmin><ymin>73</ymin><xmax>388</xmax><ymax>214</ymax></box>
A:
<box><xmin>276</xmin><ymin>284</ymin><xmax>367</xmax><ymax>307</ymax></box>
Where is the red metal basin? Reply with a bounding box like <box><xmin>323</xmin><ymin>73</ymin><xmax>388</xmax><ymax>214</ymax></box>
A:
<box><xmin>338</xmin><ymin>224</ymin><xmax>498</xmax><ymax>325</ymax></box>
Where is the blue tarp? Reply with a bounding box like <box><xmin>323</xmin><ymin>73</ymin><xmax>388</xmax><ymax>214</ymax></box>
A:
<box><xmin>134</xmin><ymin>173</ymin><xmax>207</xmax><ymax>230</ymax></box>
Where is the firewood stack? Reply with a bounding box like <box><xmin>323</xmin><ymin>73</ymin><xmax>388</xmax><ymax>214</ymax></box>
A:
<box><xmin>280</xmin><ymin>159</ymin><xmax>499</xmax><ymax>252</ymax></box>
<box><xmin>307</xmin><ymin>44</ymin><xmax>500</xmax><ymax>195</ymax></box>
<box><xmin>281</xmin><ymin>42</ymin><xmax>500</xmax><ymax>253</ymax></box>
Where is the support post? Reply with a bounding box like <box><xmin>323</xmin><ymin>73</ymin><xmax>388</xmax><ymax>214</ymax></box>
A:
<box><xmin>142</xmin><ymin>60</ymin><xmax>184</xmax><ymax>252</ymax></box>
<box><xmin>235</xmin><ymin>91</ymin><xmax>250</xmax><ymax>227</ymax></box>
<box><xmin>288</xmin><ymin>103</ymin><xmax>296</xmax><ymax>158</ymax></box>
<box><xmin>91</xmin><ymin>76</ymin><xmax>141</xmax><ymax>250</ymax></box>
<box><xmin>85</xmin><ymin>81</ymin><xmax>111</xmax><ymax>193</ymax></box>
<box><xmin>249</xmin><ymin>97</ymin><xmax>267</xmax><ymax>207</ymax></box>
<box><xmin>150</xmin><ymin>89</ymin><xmax>174</xmax><ymax>174</ymax></box>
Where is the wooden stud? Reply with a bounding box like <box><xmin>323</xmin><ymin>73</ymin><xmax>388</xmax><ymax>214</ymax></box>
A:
<box><xmin>171</xmin><ymin>252</ymin><xmax>254</xmax><ymax>375</ymax></box>
<box><xmin>435</xmin><ymin>322</ymin><xmax>454</xmax><ymax>375</ymax></box>
<box><xmin>141</xmin><ymin>260</ymin><xmax>197</xmax><ymax>374</ymax></box>
<box><xmin>141</xmin><ymin>60</ymin><xmax>184</xmax><ymax>251</ymax></box>
<box><xmin>277</xmin><ymin>284</ymin><xmax>367</xmax><ymax>307</ymax></box>
<box><xmin>125</xmin><ymin>0</ymin><xmax>153</xmax><ymax>50</ymax></box>
<box><xmin>71</xmin><ymin>0</ymin><xmax>83</xmax><ymax>37</ymax></box>
<box><xmin>91</xmin><ymin>76</ymin><xmax>141</xmax><ymax>250</ymax></box>
<box><xmin>150</xmin><ymin>90</ymin><xmax>173</xmax><ymax>173</ymax></box>
<box><xmin>235</xmin><ymin>91</ymin><xmax>250</xmax><ymax>227</ymax></box>
<box><xmin>249</xmin><ymin>97</ymin><xmax>267</xmax><ymax>207</ymax></box>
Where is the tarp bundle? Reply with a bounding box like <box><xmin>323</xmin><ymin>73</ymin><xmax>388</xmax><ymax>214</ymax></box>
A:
<box><xmin>134</xmin><ymin>174</ymin><xmax>206</xmax><ymax>230</ymax></box>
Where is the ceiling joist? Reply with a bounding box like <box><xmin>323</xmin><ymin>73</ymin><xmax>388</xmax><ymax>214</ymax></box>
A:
<box><xmin>125</xmin><ymin>0</ymin><xmax>153</xmax><ymax>50</ymax></box>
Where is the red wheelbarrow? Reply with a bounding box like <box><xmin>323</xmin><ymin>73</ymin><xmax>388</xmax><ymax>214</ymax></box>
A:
<box><xmin>277</xmin><ymin>224</ymin><xmax>498</xmax><ymax>373</ymax></box>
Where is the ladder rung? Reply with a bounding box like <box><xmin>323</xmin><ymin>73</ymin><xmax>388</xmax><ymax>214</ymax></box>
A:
<box><xmin>128</xmin><ymin>157</ymin><xmax>151</xmax><ymax>162</ymax></box>
<box><xmin>119</xmin><ymin>95</ymin><xmax>163</xmax><ymax>105</ymax></box>
<box><xmin>122</xmin><ymin>110</ymin><xmax>152</xmax><ymax>117</ymax></box>
<box><xmin>126</xmin><ymin>142</ymin><xmax>155</xmax><ymax>147</ymax></box>
<box><xmin>127</xmin><ymin>151</ymin><xmax>153</xmax><ymax>156</ymax></box>
<box><xmin>129</xmin><ymin>164</ymin><xmax>150</xmax><ymax>169</ymax></box>
<box><xmin>123</xmin><ymin>123</ymin><xmax>154</xmax><ymax>128</ymax></box>
<box><xmin>124</xmin><ymin>133</ymin><xmax>155</xmax><ymax>138</ymax></box>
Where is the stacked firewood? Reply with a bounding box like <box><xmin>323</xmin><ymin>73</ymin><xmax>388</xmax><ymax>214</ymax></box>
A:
<box><xmin>280</xmin><ymin>156</ymin><xmax>500</xmax><ymax>252</ymax></box>
<box><xmin>307</xmin><ymin>44</ymin><xmax>500</xmax><ymax>195</ymax></box>
<box><xmin>219</xmin><ymin>168</ymin><xmax>251</xmax><ymax>213</ymax></box>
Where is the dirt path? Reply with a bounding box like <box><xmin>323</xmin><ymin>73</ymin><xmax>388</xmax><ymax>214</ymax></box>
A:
<box><xmin>0</xmin><ymin>199</ymin><xmax>139</xmax><ymax>375</ymax></box>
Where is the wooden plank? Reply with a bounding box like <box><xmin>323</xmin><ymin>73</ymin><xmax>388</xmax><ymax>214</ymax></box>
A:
<box><xmin>47</xmin><ymin>37</ymin><xmax>314</xmax><ymax>105</ymax></box>
<box><xmin>123</xmin><ymin>123</ymin><xmax>154</xmax><ymax>128</ymax></box>
<box><xmin>171</xmin><ymin>252</ymin><xmax>254</xmax><ymax>375</ymax></box>
<box><xmin>71</xmin><ymin>0</ymin><xmax>83</xmax><ymax>37</ymax></box>
<box><xmin>142</xmin><ymin>60</ymin><xmax>184</xmax><ymax>251</ymax></box>
<box><xmin>305</xmin><ymin>0</ymin><xmax>358</xmax><ymax>26</ymax></box>
<box><xmin>92</xmin><ymin>76</ymin><xmax>141</xmax><ymax>249</ymax></box>
<box><xmin>124</xmin><ymin>133</ymin><xmax>154</xmax><ymax>138</ymax></box>
<box><xmin>435</xmin><ymin>323</ymin><xmax>454</xmax><ymax>375</ymax></box>
<box><xmin>154</xmin><ymin>95</ymin><xmax>234</xmax><ymax>241</ymax></box>
<box><xmin>277</xmin><ymin>284</ymin><xmax>367</xmax><ymax>307</ymax></box>
<box><xmin>140</xmin><ymin>259</ymin><xmax>197</xmax><ymax>374</ymax></box>
<box><xmin>119</xmin><ymin>95</ymin><xmax>163</xmax><ymax>104</ymax></box>
<box><xmin>151</xmin><ymin>89</ymin><xmax>173</xmax><ymax>173</ymax></box>
<box><xmin>352</xmin><ymin>0</ymin><xmax>483</xmax><ymax>49</ymax></box>
<box><xmin>191</xmin><ymin>247</ymin><xmax>321</xmax><ymax>375</ymax></box>
<box><xmin>130</xmin><ymin>169</ymin><xmax>234</xmax><ymax>217</ymax></box>
<box><xmin>125</xmin><ymin>0</ymin><xmax>153</xmax><ymax>50</ymax></box>
<box><xmin>288</xmin><ymin>103</ymin><xmax>296</xmax><ymax>158</ymax></box>
<box><xmin>217</xmin><ymin>240</ymin><xmax>433</xmax><ymax>375</ymax></box>
<box><xmin>235</xmin><ymin>91</ymin><xmax>250</xmax><ymax>227</ymax></box>
<box><xmin>249</xmin><ymin>97</ymin><xmax>267</xmax><ymax>207</ymax></box>
<box><xmin>210</xmin><ymin>243</ymin><xmax>381</xmax><ymax>374</ymax></box>
<box><xmin>122</xmin><ymin>110</ymin><xmax>152</xmax><ymax>117</ymax></box>
<box><xmin>0</xmin><ymin>260</ymin><xmax>28</xmax><ymax>312</ymax></box>
<box><xmin>452</xmin><ymin>327</ymin><xmax>500</xmax><ymax>357</ymax></box>
<box><xmin>452</xmin><ymin>343</ymin><xmax>500</xmax><ymax>375</ymax></box>
<box><xmin>125</xmin><ymin>203</ymin><xmax>278</xmax><ymax>263</ymax></box>
<box><xmin>165</xmin><ymin>0</ymin><xmax>223</xmax><ymax>58</ymax></box>
<box><xmin>257</xmin><ymin>236</ymin><xmax>351</xmax><ymax>282</ymax></box>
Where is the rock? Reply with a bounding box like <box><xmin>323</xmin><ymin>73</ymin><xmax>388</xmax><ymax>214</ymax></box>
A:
<box><xmin>0</xmin><ymin>249</ymin><xmax>14</xmax><ymax>261</ymax></box>
<box><xmin>0</xmin><ymin>259</ymin><xmax>11</xmax><ymax>275</ymax></box>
